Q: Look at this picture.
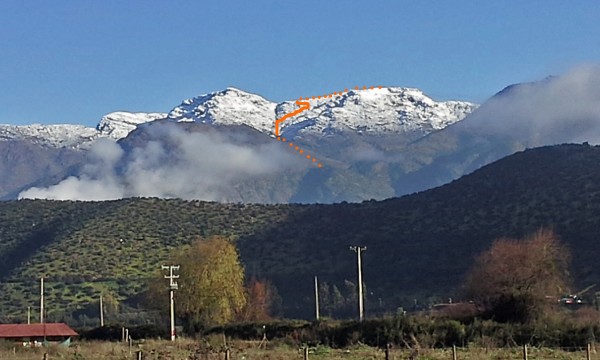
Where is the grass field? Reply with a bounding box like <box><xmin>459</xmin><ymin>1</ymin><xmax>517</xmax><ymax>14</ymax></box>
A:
<box><xmin>0</xmin><ymin>339</ymin><xmax>597</xmax><ymax>360</ymax></box>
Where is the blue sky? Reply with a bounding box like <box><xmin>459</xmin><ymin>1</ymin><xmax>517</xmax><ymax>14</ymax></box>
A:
<box><xmin>1</xmin><ymin>1</ymin><xmax>599</xmax><ymax>126</ymax></box>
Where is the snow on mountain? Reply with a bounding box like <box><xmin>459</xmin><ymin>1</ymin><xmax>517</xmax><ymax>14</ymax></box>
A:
<box><xmin>0</xmin><ymin>124</ymin><xmax>98</xmax><ymax>148</ymax></box>
<box><xmin>169</xmin><ymin>87</ymin><xmax>477</xmax><ymax>137</ymax></box>
<box><xmin>96</xmin><ymin>111</ymin><xmax>167</xmax><ymax>139</ymax></box>
<box><xmin>277</xmin><ymin>87</ymin><xmax>477</xmax><ymax>136</ymax></box>
<box><xmin>1</xmin><ymin>87</ymin><xmax>475</xmax><ymax>149</ymax></box>
<box><xmin>0</xmin><ymin>112</ymin><xmax>166</xmax><ymax>149</ymax></box>
<box><xmin>167</xmin><ymin>87</ymin><xmax>277</xmax><ymax>133</ymax></box>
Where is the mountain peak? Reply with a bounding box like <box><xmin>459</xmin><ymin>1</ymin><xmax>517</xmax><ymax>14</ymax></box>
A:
<box><xmin>96</xmin><ymin>111</ymin><xmax>167</xmax><ymax>139</ymax></box>
<box><xmin>168</xmin><ymin>88</ymin><xmax>277</xmax><ymax>133</ymax></box>
<box><xmin>168</xmin><ymin>86</ymin><xmax>477</xmax><ymax>137</ymax></box>
<box><xmin>276</xmin><ymin>86</ymin><xmax>477</xmax><ymax>137</ymax></box>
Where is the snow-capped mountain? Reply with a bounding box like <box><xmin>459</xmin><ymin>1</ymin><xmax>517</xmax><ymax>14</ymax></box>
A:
<box><xmin>0</xmin><ymin>86</ymin><xmax>477</xmax><ymax>202</ymax></box>
<box><xmin>167</xmin><ymin>88</ymin><xmax>278</xmax><ymax>133</ymax></box>
<box><xmin>1</xmin><ymin>88</ymin><xmax>475</xmax><ymax>150</ymax></box>
<box><xmin>0</xmin><ymin>111</ymin><xmax>167</xmax><ymax>149</ymax></box>
<box><xmin>96</xmin><ymin>112</ymin><xmax>167</xmax><ymax>139</ymax></box>
<box><xmin>168</xmin><ymin>87</ymin><xmax>477</xmax><ymax>136</ymax></box>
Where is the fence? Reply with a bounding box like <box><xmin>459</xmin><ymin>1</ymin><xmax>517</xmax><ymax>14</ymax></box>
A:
<box><xmin>1</xmin><ymin>344</ymin><xmax>598</xmax><ymax>360</ymax></box>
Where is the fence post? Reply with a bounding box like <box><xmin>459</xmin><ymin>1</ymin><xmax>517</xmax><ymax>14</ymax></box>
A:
<box><xmin>136</xmin><ymin>350</ymin><xmax>143</xmax><ymax>360</ymax></box>
<box><xmin>43</xmin><ymin>353</ymin><xmax>48</xmax><ymax>360</ymax></box>
<box><xmin>588</xmin><ymin>343</ymin><xmax>592</xmax><ymax>360</ymax></box>
<box><xmin>385</xmin><ymin>344</ymin><xmax>391</xmax><ymax>360</ymax></box>
<box><xmin>225</xmin><ymin>349</ymin><xmax>231</xmax><ymax>360</ymax></box>
<box><xmin>303</xmin><ymin>346</ymin><xmax>309</xmax><ymax>360</ymax></box>
<box><xmin>522</xmin><ymin>344</ymin><xmax>528</xmax><ymax>360</ymax></box>
<box><xmin>452</xmin><ymin>345</ymin><xmax>457</xmax><ymax>360</ymax></box>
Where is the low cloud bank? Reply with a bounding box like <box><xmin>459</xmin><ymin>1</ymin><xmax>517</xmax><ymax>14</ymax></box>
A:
<box><xmin>19</xmin><ymin>124</ymin><xmax>304</xmax><ymax>201</ymax></box>
<box><xmin>465</xmin><ymin>64</ymin><xmax>600</xmax><ymax>145</ymax></box>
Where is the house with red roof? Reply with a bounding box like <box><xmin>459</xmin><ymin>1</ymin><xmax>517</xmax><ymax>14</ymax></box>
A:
<box><xmin>0</xmin><ymin>323</ymin><xmax>78</xmax><ymax>347</ymax></box>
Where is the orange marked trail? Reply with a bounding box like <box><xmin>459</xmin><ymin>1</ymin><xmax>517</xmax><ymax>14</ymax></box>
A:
<box><xmin>274</xmin><ymin>100</ymin><xmax>310</xmax><ymax>137</ymax></box>
<box><xmin>275</xmin><ymin>85</ymin><xmax>382</xmax><ymax>169</ymax></box>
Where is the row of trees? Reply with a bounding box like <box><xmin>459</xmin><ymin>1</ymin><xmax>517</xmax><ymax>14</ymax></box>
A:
<box><xmin>146</xmin><ymin>228</ymin><xmax>575</xmax><ymax>333</ymax></box>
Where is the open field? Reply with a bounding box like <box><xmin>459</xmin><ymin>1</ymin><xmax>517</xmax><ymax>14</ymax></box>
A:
<box><xmin>0</xmin><ymin>339</ymin><xmax>598</xmax><ymax>360</ymax></box>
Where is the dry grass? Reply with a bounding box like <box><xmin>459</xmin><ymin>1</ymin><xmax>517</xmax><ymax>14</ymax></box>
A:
<box><xmin>0</xmin><ymin>339</ymin><xmax>596</xmax><ymax>360</ymax></box>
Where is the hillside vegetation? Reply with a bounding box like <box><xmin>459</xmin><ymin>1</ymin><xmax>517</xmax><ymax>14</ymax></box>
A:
<box><xmin>1</xmin><ymin>144</ymin><xmax>600</xmax><ymax>321</ymax></box>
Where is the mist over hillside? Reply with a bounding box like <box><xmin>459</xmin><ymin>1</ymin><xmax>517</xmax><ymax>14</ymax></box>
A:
<box><xmin>2</xmin><ymin>144</ymin><xmax>600</xmax><ymax>321</ymax></box>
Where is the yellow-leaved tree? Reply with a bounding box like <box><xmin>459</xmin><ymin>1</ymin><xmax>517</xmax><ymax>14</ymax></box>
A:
<box><xmin>148</xmin><ymin>236</ymin><xmax>247</xmax><ymax>331</ymax></box>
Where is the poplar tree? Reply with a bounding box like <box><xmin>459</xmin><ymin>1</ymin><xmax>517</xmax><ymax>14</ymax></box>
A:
<box><xmin>149</xmin><ymin>236</ymin><xmax>247</xmax><ymax>329</ymax></box>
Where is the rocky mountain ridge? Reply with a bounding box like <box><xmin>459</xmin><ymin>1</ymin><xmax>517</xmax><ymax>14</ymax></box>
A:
<box><xmin>0</xmin><ymin>87</ymin><xmax>476</xmax><ymax>150</ymax></box>
<box><xmin>168</xmin><ymin>87</ymin><xmax>477</xmax><ymax>137</ymax></box>
<box><xmin>0</xmin><ymin>112</ymin><xmax>167</xmax><ymax>149</ymax></box>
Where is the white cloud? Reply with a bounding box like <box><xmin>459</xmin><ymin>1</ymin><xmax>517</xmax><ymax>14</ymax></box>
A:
<box><xmin>464</xmin><ymin>64</ymin><xmax>600</xmax><ymax>145</ymax></box>
<box><xmin>19</xmin><ymin>123</ymin><xmax>306</xmax><ymax>201</ymax></box>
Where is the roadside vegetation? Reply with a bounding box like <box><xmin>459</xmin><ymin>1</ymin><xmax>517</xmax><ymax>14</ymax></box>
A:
<box><xmin>1</xmin><ymin>338</ymin><xmax>596</xmax><ymax>360</ymax></box>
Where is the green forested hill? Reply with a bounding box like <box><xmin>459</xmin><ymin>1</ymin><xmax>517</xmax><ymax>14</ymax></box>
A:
<box><xmin>2</xmin><ymin>144</ymin><xmax>600</xmax><ymax>322</ymax></box>
<box><xmin>0</xmin><ymin>199</ymin><xmax>293</xmax><ymax>322</ymax></box>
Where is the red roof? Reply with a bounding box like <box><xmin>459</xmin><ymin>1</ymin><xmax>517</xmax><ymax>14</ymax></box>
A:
<box><xmin>0</xmin><ymin>323</ymin><xmax>78</xmax><ymax>338</ymax></box>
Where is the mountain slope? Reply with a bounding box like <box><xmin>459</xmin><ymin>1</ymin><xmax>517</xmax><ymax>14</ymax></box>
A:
<box><xmin>1</xmin><ymin>144</ymin><xmax>600</xmax><ymax>321</ymax></box>
<box><xmin>380</xmin><ymin>68</ymin><xmax>600</xmax><ymax>195</ymax></box>
<box><xmin>0</xmin><ymin>141</ymin><xmax>86</xmax><ymax>200</ymax></box>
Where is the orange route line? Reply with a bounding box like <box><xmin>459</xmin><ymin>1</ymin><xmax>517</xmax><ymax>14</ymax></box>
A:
<box><xmin>275</xmin><ymin>85</ymin><xmax>383</xmax><ymax>169</ymax></box>
<box><xmin>274</xmin><ymin>100</ymin><xmax>310</xmax><ymax>137</ymax></box>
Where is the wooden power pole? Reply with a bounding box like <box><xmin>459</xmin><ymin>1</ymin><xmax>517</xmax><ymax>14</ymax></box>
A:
<box><xmin>314</xmin><ymin>276</ymin><xmax>320</xmax><ymax>321</ymax></box>
<box><xmin>40</xmin><ymin>277</ymin><xmax>44</xmax><ymax>324</ymax></box>
<box><xmin>161</xmin><ymin>265</ymin><xmax>180</xmax><ymax>341</ymax></box>
<box><xmin>99</xmin><ymin>294</ymin><xmax>104</xmax><ymax>327</ymax></box>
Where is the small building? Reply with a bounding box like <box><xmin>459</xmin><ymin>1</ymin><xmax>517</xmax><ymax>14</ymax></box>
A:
<box><xmin>0</xmin><ymin>323</ymin><xmax>78</xmax><ymax>347</ymax></box>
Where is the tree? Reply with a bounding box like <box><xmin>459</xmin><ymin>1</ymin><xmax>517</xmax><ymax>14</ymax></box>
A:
<box><xmin>314</xmin><ymin>280</ymin><xmax>359</xmax><ymax>319</ymax></box>
<box><xmin>238</xmin><ymin>276</ymin><xmax>280</xmax><ymax>322</ymax></box>
<box><xmin>465</xmin><ymin>228</ymin><xmax>570</xmax><ymax>323</ymax></box>
<box><xmin>148</xmin><ymin>236</ymin><xmax>247</xmax><ymax>329</ymax></box>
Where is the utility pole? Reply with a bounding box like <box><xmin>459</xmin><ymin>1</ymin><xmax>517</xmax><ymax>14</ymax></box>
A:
<box><xmin>40</xmin><ymin>276</ymin><xmax>44</xmax><ymax>324</ymax></box>
<box><xmin>161</xmin><ymin>265</ymin><xmax>180</xmax><ymax>341</ymax></box>
<box><xmin>27</xmin><ymin>306</ymin><xmax>31</xmax><ymax>324</ymax></box>
<box><xmin>99</xmin><ymin>294</ymin><xmax>104</xmax><ymax>327</ymax></box>
<box><xmin>314</xmin><ymin>276</ymin><xmax>320</xmax><ymax>321</ymax></box>
<box><xmin>349</xmin><ymin>246</ymin><xmax>367</xmax><ymax>321</ymax></box>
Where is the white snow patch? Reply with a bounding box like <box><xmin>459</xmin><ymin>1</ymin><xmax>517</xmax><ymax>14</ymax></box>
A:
<box><xmin>0</xmin><ymin>111</ymin><xmax>166</xmax><ymax>149</ymax></box>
